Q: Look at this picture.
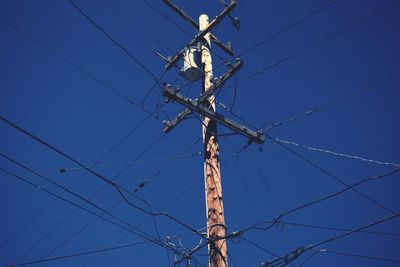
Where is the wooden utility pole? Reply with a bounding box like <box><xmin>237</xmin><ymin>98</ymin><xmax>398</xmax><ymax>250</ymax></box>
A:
<box><xmin>161</xmin><ymin>2</ymin><xmax>264</xmax><ymax>265</ymax></box>
<box><xmin>200</xmin><ymin>14</ymin><xmax>228</xmax><ymax>267</ymax></box>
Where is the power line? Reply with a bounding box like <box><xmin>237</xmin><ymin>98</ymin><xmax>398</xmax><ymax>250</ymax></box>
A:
<box><xmin>0</xmin><ymin>116</ymin><xmax>215</xmax><ymax>261</ymax></box>
<box><xmin>0</xmin><ymin>112</ymin><xmax>154</xmax><ymax>252</ymax></box>
<box><xmin>241</xmin><ymin>1</ymin><xmax>399</xmax><ymax>84</ymax></box>
<box><xmin>9</xmin><ymin>240</ymin><xmax>149</xmax><ymax>266</ymax></box>
<box><xmin>100</xmin><ymin>0</ymin><xmax>173</xmax><ymax>53</ymax></box>
<box><xmin>67</xmin><ymin>0</ymin><xmax>162</xmax><ymax>87</ymax></box>
<box><xmin>41</xmin><ymin>138</ymin><xmax>203</xmax><ymax>267</ymax></box>
<box><xmin>275</xmin><ymin>137</ymin><xmax>400</xmax><ymax>168</ymax></box>
<box><xmin>0</xmin><ymin>167</ymin><xmax>188</xmax><ymax>265</ymax></box>
<box><xmin>281</xmin><ymin>221</ymin><xmax>400</xmax><ymax>237</ymax></box>
<box><xmin>45</xmin><ymin>151</ymin><xmax>200</xmax><ymax>174</ymax></box>
<box><xmin>298</xmin><ymin>249</ymin><xmax>327</xmax><ymax>266</ymax></box>
<box><xmin>259</xmin><ymin>212</ymin><xmax>400</xmax><ymax>266</ymax></box>
<box><xmin>0</xmin><ymin>16</ymin><xmax>141</xmax><ymax>110</ymax></box>
<box><xmin>238</xmin><ymin>0</ymin><xmax>339</xmax><ymax>58</ymax></box>
<box><xmin>325</xmin><ymin>249</ymin><xmax>400</xmax><ymax>264</ymax></box>
<box><xmin>239</xmin><ymin>236</ymin><xmax>277</xmax><ymax>258</ymax></box>
<box><xmin>213</xmin><ymin>0</ymin><xmax>339</xmax><ymax>71</ymax></box>
<box><xmin>0</xmin><ymin>152</ymin><xmax>163</xmax><ymax>265</ymax></box>
<box><xmin>273</xmin><ymin>137</ymin><xmax>399</xmax><ymax>217</ymax></box>
<box><xmin>262</xmin><ymin>73</ymin><xmax>400</xmax><ymax>131</ymax></box>
<box><xmin>143</xmin><ymin>0</ymin><xmax>192</xmax><ymax>37</ymax></box>
<box><xmin>311</xmin><ymin>213</ymin><xmax>399</xmax><ymax>250</ymax></box>
<box><xmin>233</xmin><ymin>166</ymin><xmax>400</xmax><ymax>237</ymax></box>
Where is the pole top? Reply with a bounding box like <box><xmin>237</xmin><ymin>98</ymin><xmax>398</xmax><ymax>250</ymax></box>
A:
<box><xmin>199</xmin><ymin>14</ymin><xmax>209</xmax><ymax>21</ymax></box>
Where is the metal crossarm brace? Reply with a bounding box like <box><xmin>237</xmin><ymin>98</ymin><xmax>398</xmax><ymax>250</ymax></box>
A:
<box><xmin>163</xmin><ymin>85</ymin><xmax>265</xmax><ymax>144</ymax></box>
<box><xmin>163</xmin><ymin>59</ymin><xmax>243</xmax><ymax>133</ymax></box>
<box><xmin>162</xmin><ymin>0</ymin><xmax>234</xmax><ymax>56</ymax></box>
<box><xmin>165</xmin><ymin>1</ymin><xmax>237</xmax><ymax>70</ymax></box>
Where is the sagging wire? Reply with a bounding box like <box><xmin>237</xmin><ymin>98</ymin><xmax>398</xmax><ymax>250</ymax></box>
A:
<box><xmin>274</xmin><ymin>137</ymin><xmax>400</xmax><ymax>168</ymax></box>
<box><xmin>259</xmin><ymin>211</ymin><xmax>400</xmax><ymax>266</ymax></box>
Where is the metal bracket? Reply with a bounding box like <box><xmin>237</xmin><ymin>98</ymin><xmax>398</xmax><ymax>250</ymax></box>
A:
<box><xmin>163</xmin><ymin>58</ymin><xmax>243</xmax><ymax>133</ymax></box>
<box><xmin>163</xmin><ymin>84</ymin><xmax>265</xmax><ymax>144</ymax></box>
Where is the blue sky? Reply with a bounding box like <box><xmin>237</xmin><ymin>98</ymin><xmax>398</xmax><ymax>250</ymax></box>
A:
<box><xmin>1</xmin><ymin>0</ymin><xmax>400</xmax><ymax>266</ymax></box>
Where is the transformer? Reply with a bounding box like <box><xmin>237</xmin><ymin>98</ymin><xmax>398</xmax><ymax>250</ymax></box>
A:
<box><xmin>179</xmin><ymin>46</ymin><xmax>202</xmax><ymax>82</ymax></box>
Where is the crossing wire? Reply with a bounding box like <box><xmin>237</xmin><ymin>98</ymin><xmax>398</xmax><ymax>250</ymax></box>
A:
<box><xmin>0</xmin><ymin>116</ymin><xmax>213</xmax><ymax>247</ymax></box>
<box><xmin>0</xmin><ymin>152</ymin><xmax>160</xmax><ymax>265</ymax></box>
<box><xmin>239</xmin><ymin>0</ymin><xmax>339</xmax><ymax>59</ymax></box>
<box><xmin>67</xmin><ymin>0</ymin><xmax>161</xmax><ymax>88</ymax></box>
<box><xmin>2</xmin><ymin>113</ymin><xmax>157</xmax><ymax>255</ymax></box>
<box><xmin>273</xmin><ymin>138</ymin><xmax>399</xmax><ymax>217</ymax></box>
<box><xmin>0</xmin><ymin>116</ymin><xmax>210</xmax><ymax>265</ymax></box>
<box><xmin>262</xmin><ymin>73</ymin><xmax>400</xmax><ymax>131</ymax></box>
<box><xmin>0</xmin><ymin>167</ymin><xmax>187</xmax><ymax>265</ymax></box>
<box><xmin>233</xmin><ymin>166</ymin><xmax>400</xmax><ymax>237</ymax></box>
<box><xmin>32</xmin><ymin>138</ymin><xmax>201</xmax><ymax>264</ymax></box>
<box><xmin>0</xmin><ymin>112</ymin><xmax>156</xmax><ymax>251</ymax></box>
<box><xmin>280</xmin><ymin>221</ymin><xmax>400</xmax><ymax>237</ymax></box>
<box><xmin>37</xmin><ymin>138</ymin><xmax>202</xmax><ymax>267</ymax></box>
<box><xmin>240</xmin><ymin>1</ymin><xmax>399</xmax><ymax>84</ymax></box>
<box><xmin>0</xmin><ymin>17</ymin><xmax>141</xmax><ymax>110</ymax></box>
<box><xmin>100</xmin><ymin>0</ymin><xmax>174</xmax><ymax>53</ymax></box>
<box><xmin>258</xmin><ymin>212</ymin><xmax>400</xmax><ymax>266</ymax></box>
<box><xmin>8</xmin><ymin>241</ymin><xmax>150</xmax><ymax>267</ymax></box>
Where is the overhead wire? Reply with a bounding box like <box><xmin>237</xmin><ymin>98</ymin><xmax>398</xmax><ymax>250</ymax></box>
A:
<box><xmin>100</xmin><ymin>0</ymin><xmax>173</xmax><ymax>53</ymax></box>
<box><xmin>232</xmin><ymin>166</ymin><xmax>400</xmax><ymax>239</ymax></box>
<box><xmin>0</xmin><ymin>112</ymin><xmax>155</xmax><ymax>252</ymax></box>
<box><xmin>297</xmin><ymin>249</ymin><xmax>327</xmax><ymax>266</ymax></box>
<box><xmin>324</xmin><ymin>249</ymin><xmax>400</xmax><ymax>264</ymax></box>
<box><xmin>0</xmin><ymin>167</ymin><xmax>189</xmax><ymax>266</ymax></box>
<box><xmin>80</xmin><ymin>138</ymin><xmax>204</xmax><ymax>266</ymax></box>
<box><xmin>58</xmin><ymin>151</ymin><xmax>201</xmax><ymax>173</ymax></box>
<box><xmin>142</xmin><ymin>0</ymin><xmax>192</xmax><ymax>37</ymax></box>
<box><xmin>0</xmin><ymin>152</ymin><xmax>160</xmax><ymax>265</ymax></box>
<box><xmin>262</xmin><ymin>73</ymin><xmax>400</xmax><ymax>131</ymax></box>
<box><xmin>67</xmin><ymin>0</ymin><xmax>162</xmax><ymax>88</ymax></box>
<box><xmin>280</xmin><ymin>221</ymin><xmax>400</xmax><ymax>237</ymax></box>
<box><xmin>238</xmin><ymin>0</ymin><xmax>339</xmax><ymax>58</ymax></box>
<box><xmin>0</xmin><ymin>116</ymin><xmax>215</xmax><ymax>260</ymax></box>
<box><xmin>273</xmin><ymin>138</ymin><xmax>399</xmax><ymax>217</ymax></box>
<box><xmin>0</xmin><ymin>17</ymin><xmax>142</xmax><ymax>111</ymax></box>
<box><xmin>8</xmin><ymin>241</ymin><xmax>150</xmax><ymax>267</ymax></box>
<box><xmin>10</xmin><ymin>133</ymin><xmax>165</xmax><ymax>263</ymax></box>
<box><xmin>259</xmin><ymin>212</ymin><xmax>400</xmax><ymax>266</ymax></box>
<box><xmin>240</xmin><ymin>0</ymin><xmax>399</xmax><ymax>84</ymax></box>
<box><xmin>66</xmin><ymin>0</ymin><xmax>175</xmax><ymax>113</ymax></box>
<box><xmin>274</xmin><ymin>137</ymin><xmax>400</xmax><ymax>168</ymax></box>
<box><xmin>1</xmin><ymin>152</ymin><xmax>206</xmax><ymax>267</ymax></box>
<box><xmin>21</xmin><ymin>138</ymin><xmax>205</xmax><ymax>267</ymax></box>
<box><xmin>213</xmin><ymin>0</ymin><xmax>339</xmax><ymax>71</ymax></box>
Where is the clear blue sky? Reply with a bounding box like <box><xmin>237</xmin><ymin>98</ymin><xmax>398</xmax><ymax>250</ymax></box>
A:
<box><xmin>1</xmin><ymin>0</ymin><xmax>399</xmax><ymax>266</ymax></box>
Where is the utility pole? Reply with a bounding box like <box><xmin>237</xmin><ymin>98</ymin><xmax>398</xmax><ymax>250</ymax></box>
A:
<box><xmin>200</xmin><ymin>14</ymin><xmax>227</xmax><ymax>267</ymax></box>
<box><xmin>159</xmin><ymin>1</ymin><xmax>264</xmax><ymax>266</ymax></box>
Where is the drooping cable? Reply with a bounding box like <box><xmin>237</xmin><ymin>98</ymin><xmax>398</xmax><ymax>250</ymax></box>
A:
<box><xmin>275</xmin><ymin>137</ymin><xmax>400</xmax><ymax>167</ymax></box>
<box><xmin>67</xmin><ymin>0</ymin><xmax>162</xmax><ymax>88</ymax></box>
<box><xmin>0</xmin><ymin>167</ymin><xmax>188</xmax><ymax>265</ymax></box>
<box><xmin>241</xmin><ymin>1</ymin><xmax>399</xmax><ymax>84</ymax></box>
<box><xmin>0</xmin><ymin>17</ymin><xmax>141</xmax><ymax>110</ymax></box>
<box><xmin>0</xmin><ymin>112</ymin><xmax>157</xmax><ymax>251</ymax></box>
<box><xmin>272</xmin><ymin>137</ymin><xmax>398</xmax><ymax>216</ymax></box>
